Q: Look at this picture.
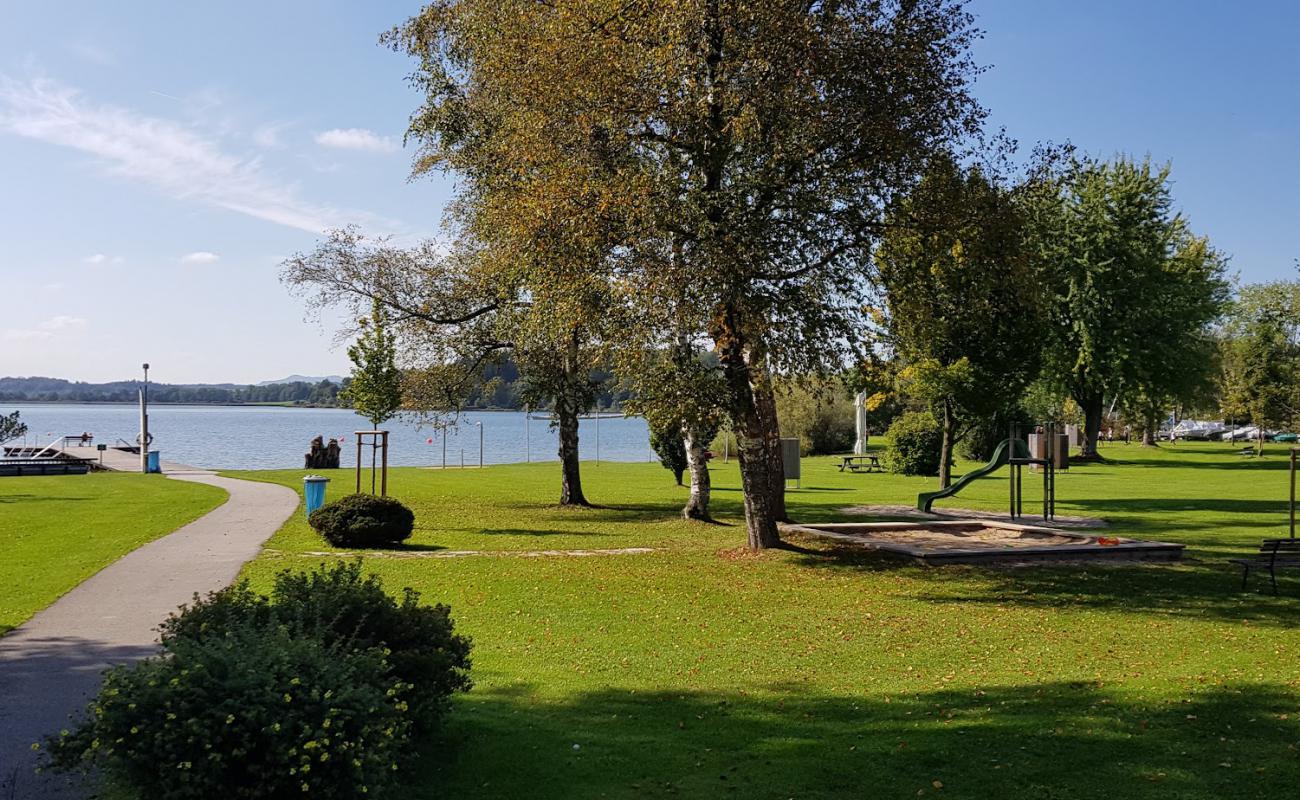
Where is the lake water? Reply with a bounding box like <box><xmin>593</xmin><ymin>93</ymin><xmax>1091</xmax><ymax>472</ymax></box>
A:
<box><xmin>4</xmin><ymin>404</ymin><xmax>653</xmax><ymax>471</ymax></box>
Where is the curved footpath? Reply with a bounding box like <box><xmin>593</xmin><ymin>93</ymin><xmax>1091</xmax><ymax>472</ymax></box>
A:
<box><xmin>0</xmin><ymin>466</ymin><xmax>299</xmax><ymax>799</ymax></box>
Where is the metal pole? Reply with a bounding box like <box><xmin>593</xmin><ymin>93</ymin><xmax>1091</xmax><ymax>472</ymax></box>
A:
<box><xmin>595</xmin><ymin>409</ymin><xmax>600</xmax><ymax>465</ymax></box>
<box><xmin>139</xmin><ymin>363</ymin><xmax>149</xmax><ymax>473</ymax></box>
<box><xmin>442</xmin><ymin>432</ymin><xmax>446</xmax><ymax>470</ymax></box>
<box><xmin>477</xmin><ymin>422</ymin><xmax>483</xmax><ymax>469</ymax></box>
<box><xmin>1291</xmin><ymin>448</ymin><xmax>1296</xmax><ymax>539</ymax></box>
<box><xmin>526</xmin><ymin>406</ymin><xmax>531</xmax><ymax>463</ymax></box>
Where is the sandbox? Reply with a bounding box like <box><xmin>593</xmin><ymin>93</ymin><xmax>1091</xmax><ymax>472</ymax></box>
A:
<box><xmin>782</xmin><ymin>519</ymin><xmax>1183</xmax><ymax>565</ymax></box>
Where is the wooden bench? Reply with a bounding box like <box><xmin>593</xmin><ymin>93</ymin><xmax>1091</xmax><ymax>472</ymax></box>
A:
<box><xmin>838</xmin><ymin>455</ymin><xmax>882</xmax><ymax>473</ymax></box>
<box><xmin>1238</xmin><ymin>446</ymin><xmax>1256</xmax><ymax>457</ymax></box>
<box><xmin>1231</xmin><ymin>538</ymin><xmax>1300</xmax><ymax>594</ymax></box>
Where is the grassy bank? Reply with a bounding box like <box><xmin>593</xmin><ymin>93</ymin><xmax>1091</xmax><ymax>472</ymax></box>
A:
<box><xmin>221</xmin><ymin>443</ymin><xmax>1300</xmax><ymax>799</ymax></box>
<box><xmin>0</xmin><ymin>473</ymin><xmax>227</xmax><ymax>634</ymax></box>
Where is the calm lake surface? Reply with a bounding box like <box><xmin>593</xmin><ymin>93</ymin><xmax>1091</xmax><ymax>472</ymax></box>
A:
<box><xmin>5</xmin><ymin>404</ymin><xmax>652</xmax><ymax>471</ymax></box>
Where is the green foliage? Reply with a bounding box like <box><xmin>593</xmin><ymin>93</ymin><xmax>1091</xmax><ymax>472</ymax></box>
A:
<box><xmin>309</xmin><ymin>493</ymin><xmax>415</xmax><ymax>548</ymax></box>
<box><xmin>341</xmin><ymin>299</ymin><xmax>404</xmax><ymax>428</ymax></box>
<box><xmin>958</xmin><ymin>405</ymin><xmax>1022</xmax><ymax>462</ymax></box>
<box><xmin>0</xmin><ymin>410</ymin><xmax>26</xmax><ymax>443</ymax></box>
<box><xmin>1030</xmin><ymin>156</ymin><xmax>1229</xmax><ymax>452</ymax></box>
<box><xmin>160</xmin><ymin>561</ymin><xmax>472</xmax><ymax>731</ymax></box>
<box><xmin>775</xmin><ymin>380</ymin><xmax>857</xmax><ymax>455</ymax></box>
<box><xmin>649</xmin><ymin>423</ymin><xmax>687</xmax><ymax>485</ymax></box>
<box><xmin>46</xmin><ymin>624</ymin><xmax>410</xmax><ymax>799</ymax></box>
<box><xmin>45</xmin><ymin>563</ymin><xmax>471</xmax><ymax>799</ymax></box>
<box><xmin>883</xmin><ymin>410</ymin><xmax>945</xmax><ymax>476</ymax></box>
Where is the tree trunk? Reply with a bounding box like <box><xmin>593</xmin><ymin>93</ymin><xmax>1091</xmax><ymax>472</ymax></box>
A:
<box><xmin>938</xmin><ymin>401</ymin><xmax>955</xmax><ymax>489</ymax></box>
<box><xmin>1141</xmin><ymin>408</ymin><xmax>1157</xmax><ymax>447</ymax></box>
<box><xmin>713</xmin><ymin>310</ymin><xmax>781</xmax><ymax>549</ymax></box>
<box><xmin>1077</xmin><ymin>392</ymin><xmax>1104</xmax><ymax>460</ymax></box>
<box><xmin>752</xmin><ymin>376</ymin><xmax>789</xmax><ymax>522</ymax></box>
<box><xmin>682</xmin><ymin>423</ymin><xmax>712</xmax><ymax>521</ymax></box>
<box><xmin>556</xmin><ymin>330</ymin><xmax>589</xmax><ymax>506</ymax></box>
<box><xmin>673</xmin><ymin>467</ymin><xmax>685</xmax><ymax>487</ymax></box>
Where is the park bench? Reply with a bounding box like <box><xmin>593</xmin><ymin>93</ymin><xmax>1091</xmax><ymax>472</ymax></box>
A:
<box><xmin>838</xmin><ymin>455</ymin><xmax>882</xmax><ymax>473</ymax></box>
<box><xmin>1238</xmin><ymin>446</ymin><xmax>1256</xmax><ymax>457</ymax></box>
<box><xmin>1231</xmin><ymin>538</ymin><xmax>1300</xmax><ymax>594</ymax></box>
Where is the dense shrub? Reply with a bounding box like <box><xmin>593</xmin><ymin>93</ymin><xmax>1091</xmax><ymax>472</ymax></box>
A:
<box><xmin>649</xmin><ymin>423</ymin><xmax>687</xmax><ymax>485</ymax></box>
<box><xmin>883</xmin><ymin>410</ymin><xmax>945</xmax><ymax>476</ymax></box>
<box><xmin>161</xmin><ymin>562</ymin><xmax>472</xmax><ymax>730</ymax></box>
<box><xmin>776</xmin><ymin>382</ymin><xmax>857</xmax><ymax>455</ymax></box>
<box><xmin>309</xmin><ymin>493</ymin><xmax>415</xmax><ymax>548</ymax></box>
<box><xmin>44</xmin><ymin>562</ymin><xmax>472</xmax><ymax>799</ymax></box>
<box><xmin>959</xmin><ymin>406</ymin><xmax>1022</xmax><ymax>462</ymax></box>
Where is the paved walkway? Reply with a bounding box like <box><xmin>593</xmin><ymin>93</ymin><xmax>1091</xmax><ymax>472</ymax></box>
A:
<box><xmin>0</xmin><ymin>466</ymin><xmax>299</xmax><ymax>799</ymax></box>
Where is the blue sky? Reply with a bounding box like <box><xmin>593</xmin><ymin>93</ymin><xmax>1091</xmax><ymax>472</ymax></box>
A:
<box><xmin>1</xmin><ymin>1</ymin><xmax>1296</xmax><ymax>384</ymax></box>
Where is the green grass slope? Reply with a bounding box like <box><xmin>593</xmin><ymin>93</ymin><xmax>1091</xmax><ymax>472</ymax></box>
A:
<box><xmin>219</xmin><ymin>443</ymin><xmax>1300</xmax><ymax>799</ymax></box>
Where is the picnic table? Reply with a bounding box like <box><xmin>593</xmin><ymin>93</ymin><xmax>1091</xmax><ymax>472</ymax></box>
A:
<box><xmin>838</xmin><ymin>455</ymin><xmax>882</xmax><ymax>473</ymax></box>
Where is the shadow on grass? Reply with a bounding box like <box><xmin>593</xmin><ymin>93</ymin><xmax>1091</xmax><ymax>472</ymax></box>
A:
<box><xmin>414</xmin><ymin>682</ymin><xmax>1300</xmax><ymax>799</ymax></box>
<box><xmin>476</xmin><ymin>528</ymin><xmax>613</xmax><ymax>538</ymax></box>
<box><xmin>787</xmin><ymin>542</ymin><xmax>1300</xmax><ymax>627</ymax></box>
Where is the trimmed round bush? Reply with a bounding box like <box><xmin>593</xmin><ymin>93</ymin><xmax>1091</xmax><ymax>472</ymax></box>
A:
<box><xmin>45</xmin><ymin>562</ymin><xmax>472</xmax><ymax>799</ymax></box>
<box><xmin>309</xmin><ymin>493</ymin><xmax>415</xmax><ymax>548</ymax></box>
<box><xmin>883</xmin><ymin>410</ymin><xmax>944</xmax><ymax>476</ymax></box>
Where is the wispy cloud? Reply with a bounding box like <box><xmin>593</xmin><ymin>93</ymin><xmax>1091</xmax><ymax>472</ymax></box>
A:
<box><xmin>181</xmin><ymin>251</ymin><xmax>219</xmax><ymax>264</ymax></box>
<box><xmin>2</xmin><ymin>329</ymin><xmax>52</xmax><ymax>342</ymax></box>
<box><xmin>4</xmin><ymin>315</ymin><xmax>87</xmax><ymax>341</ymax></box>
<box><xmin>315</xmin><ymin>127</ymin><xmax>397</xmax><ymax>153</ymax></box>
<box><xmin>82</xmin><ymin>253</ymin><xmax>125</xmax><ymax>265</ymax></box>
<box><xmin>0</xmin><ymin>76</ymin><xmax>395</xmax><ymax>234</ymax></box>
<box><xmin>40</xmin><ymin>315</ymin><xmax>87</xmax><ymax>331</ymax></box>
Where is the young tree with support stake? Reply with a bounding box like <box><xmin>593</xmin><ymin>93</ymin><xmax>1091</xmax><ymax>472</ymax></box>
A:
<box><xmin>341</xmin><ymin>299</ymin><xmax>403</xmax><ymax>430</ymax></box>
<box><xmin>387</xmin><ymin>0</ymin><xmax>984</xmax><ymax>548</ymax></box>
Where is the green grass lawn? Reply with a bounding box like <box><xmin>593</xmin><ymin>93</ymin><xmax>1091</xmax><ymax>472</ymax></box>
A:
<box><xmin>222</xmin><ymin>443</ymin><xmax>1300</xmax><ymax>799</ymax></box>
<box><xmin>0</xmin><ymin>473</ymin><xmax>227</xmax><ymax>634</ymax></box>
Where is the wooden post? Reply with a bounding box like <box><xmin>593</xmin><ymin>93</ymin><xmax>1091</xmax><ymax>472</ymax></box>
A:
<box><xmin>355</xmin><ymin>436</ymin><xmax>362</xmax><ymax>493</ymax></box>
<box><xmin>381</xmin><ymin>431</ymin><xmax>389</xmax><ymax>497</ymax></box>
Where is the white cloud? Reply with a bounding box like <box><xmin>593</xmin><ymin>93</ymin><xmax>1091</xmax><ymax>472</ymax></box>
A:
<box><xmin>39</xmin><ymin>315</ymin><xmax>87</xmax><ymax>331</ymax></box>
<box><xmin>181</xmin><ymin>251</ymin><xmax>220</xmax><ymax>264</ymax></box>
<box><xmin>315</xmin><ymin>127</ymin><xmax>397</xmax><ymax>153</ymax></box>
<box><xmin>82</xmin><ymin>253</ymin><xmax>124</xmax><ymax>265</ymax></box>
<box><xmin>42</xmin><ymin>282</ymin><xmax>64</xmax><ymax>291</ymax></box>
<box><xmin>0</xmin><ymin>76</ymin><xmax>395</xmax><ymax>234</ymax></box>
<box><xmin>252</xmin><ymin>122</ymin><xmax>290</xmax><ymax>148</ymax></box>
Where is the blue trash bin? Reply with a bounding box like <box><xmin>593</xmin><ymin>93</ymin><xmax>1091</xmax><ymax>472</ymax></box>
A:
<box><xmin>304</xmin><ymin>475</ymin><xmax>330</xmax><ymax>517</ymax></box>
<box><xmin>146</xmin><ymin>451</ymin><xmax>161</xmax><ymax>473</ymax></box>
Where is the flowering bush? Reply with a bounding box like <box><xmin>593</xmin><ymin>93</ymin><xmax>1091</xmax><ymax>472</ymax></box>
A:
<box><xmin>44</xmin><ymin>562</ymin><xmax>471</xmax><ymax>798</ymax></box>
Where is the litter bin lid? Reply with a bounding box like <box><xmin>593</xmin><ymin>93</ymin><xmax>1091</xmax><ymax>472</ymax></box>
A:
<box><xmin>303</xmin><ymin>475</ymin><xmax>331</xmax><ymax>483</ymax></box>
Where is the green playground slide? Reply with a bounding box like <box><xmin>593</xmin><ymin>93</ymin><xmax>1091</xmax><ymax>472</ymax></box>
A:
<box><xmin>916</xmin><ymin>437</ymin><xmax>1030</xmax><ymax>513</ymax></box>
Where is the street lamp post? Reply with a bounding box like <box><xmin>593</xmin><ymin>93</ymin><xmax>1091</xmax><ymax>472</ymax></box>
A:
<box><xmin>139</xmin><ymin>362</ymin><xmax>150</xmax><ymax>473</ymax></box>
<box><xmin>476</xmin><ymin>421</ymin><xmax>484</xmax><ymax>468</ymax></box>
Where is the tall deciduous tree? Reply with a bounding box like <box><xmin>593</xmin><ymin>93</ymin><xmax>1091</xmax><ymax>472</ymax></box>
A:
<box><xmin>388</xmin><ymin>0</ymin><xmax>984</xmax><ymax>548</ymax></box>
<box><xmin>282</xmin><ymin>229</ymin><xmax>603</xmax><ymax>506</ymax></box>
<box><xmin>1030</xmin><ymin>157</ymin><xmax>1228</xmax><ymax>458</ymax></box>
<box><xmin>341</xmin><ymin>299</ymin><xmax>404</xmax><ymax>429</ymax></box>
<box><xmin>875</xmin><ymin>155</ymin><xmax>1042</xmax><ymax>487</ymax></box>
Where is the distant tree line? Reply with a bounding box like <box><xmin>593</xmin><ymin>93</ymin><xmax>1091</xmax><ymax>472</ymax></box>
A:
<box><xmin>0</xmin><ymin>377</ymin><xmax>347</xmax><ymax>406</ymax></box>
